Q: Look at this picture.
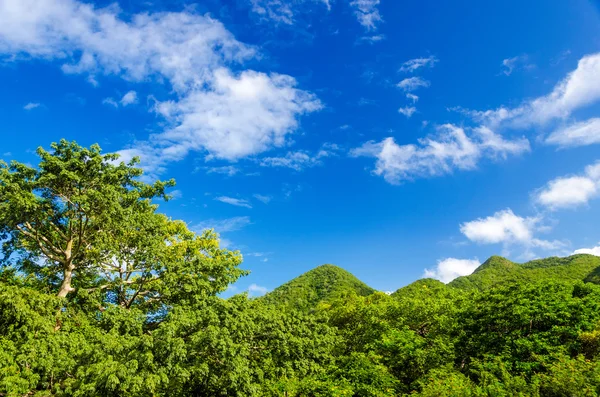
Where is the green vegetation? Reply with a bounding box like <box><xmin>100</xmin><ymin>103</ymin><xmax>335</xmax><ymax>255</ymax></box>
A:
<box><xmin>3</xmin><ymin>141</ymin><xmax>600</xmax><ymax>396</ymax></box>
<box><xmin>259</xmin><ymin>264</ymin><xmax>375</xmax><ymax>311</ymax></box>
<box><xmin>449</xmin><ymin>254</ymin><xmax>600</xmax><ymax>290</ymax></box>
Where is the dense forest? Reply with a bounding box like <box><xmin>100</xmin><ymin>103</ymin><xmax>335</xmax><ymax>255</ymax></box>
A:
<box><xmin>3</xmin><ymin>141</ymin><xmax>600</xmax><ymax>396</ymax></box>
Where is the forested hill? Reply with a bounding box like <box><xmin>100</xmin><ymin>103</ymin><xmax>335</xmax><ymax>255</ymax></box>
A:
<box><xmin>259</xmin><ymin>264</ymin><xmax>375</xmax><ymax>310</ymax></box>
<box><xmin>261</xmin><ymin>254</ymin><xmax>600</xmax><ymax>308</ymax></box>
<box><xmin>448</xmin><ymin>254</ymin><xmax>600</xmax><ymax>290</ymax></box>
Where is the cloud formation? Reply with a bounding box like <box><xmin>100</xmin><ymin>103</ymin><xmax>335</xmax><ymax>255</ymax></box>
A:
<box><xmin>350</xmin><ymin>0</ymin><xmax>382</xmax><ymax>31</ymax></box>
<box><xmin>194</xmin><ymin>216</ymin><xmax>252</xmax><ymax>233</ymax></box>
<box><xmin>247</xmin><ymin>0</ymin><xmax>331</xmax><ymax>25</ymax></box>
<box><xmin>399</xmin><ymin>56</ymin><xmax>438</xmax><ymax>73</ymax></box>
<box><xmin>351</xmin><ymin>124</ymin><xmax>529</xmax><ymax>184</ymax></box>
<box><xmin>459</xmin><ymin>53</ymin><xmax>600</xmax><ymax>129</ymax></box>
<box><xmin>535</xmin><ymin>161</ymin><xmax>600</xmax><ymax>210</ymax></box>
<box><xmin>398</xmin><ymin>106</ymin><xmax>416</xmax><ymax>118</ymax></box>
<box><xmin>501</xmin><ymin>55</ymin><xmax>535</xmax><ymax>76</ymax></box>
<box><xmin>397</xmin><ymin>77</ymin><xmax>430</xmax><ymax>92</ymax></box>
<box><xmin>460</xmin><ymin>209</ymin><xmax>565</xmax><ymax>254</ymax></box>
<box><xmin>423</xmin><ymin>258</ymin><xmax>480</xmax><ymax>283</ymax></box>
<box><xmin>260</xmin><ymin>143</ymin><xmax>340</xmax><ymax>171</ymax></box>
<box><xmin>215</xmin><ymin>196</ymin><xmax>253</xmax><ymax>209</ymax></box>
<box><xmin>23</xmin><ymin>102</ymin><xmax>41</xmax><ymax>110</ymax></box>
<box><xmin>546</xmin><ymin>118</ymin><xmax>600</xmax><ymax>148</ymax></box>
<box><xmin>0</xmin><ymin>0</ymin><xmax>320</xmax><ymax>176</ymax></box>
<box><xmin>247</xmin><ymin>283</ymin><xmax>269</xmax><ymax>297</ymax></box>
<box><xmin>573</xmin><ymin>245</ymin><xmax>600</xmax><ymax>256</ymax></box>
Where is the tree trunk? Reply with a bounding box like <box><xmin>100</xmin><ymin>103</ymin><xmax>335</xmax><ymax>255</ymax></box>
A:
<box><xmin>57</xmin><ymin>240</ymin><xmax>75</xmax><ymax>298</ymax></box>
<box><xmin>57</xmin><ymin>263</ymin><xmax>75</xmax><ymax>298</ymax></box>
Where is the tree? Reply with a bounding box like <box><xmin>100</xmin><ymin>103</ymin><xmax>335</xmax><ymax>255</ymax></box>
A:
<box><xmin>0</xmin><ymin>140</ymin><xmax>194</xmax><ymax>299</ymax></box>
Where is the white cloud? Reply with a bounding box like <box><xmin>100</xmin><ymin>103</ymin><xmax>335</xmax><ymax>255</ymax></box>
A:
<box><xmin>260</xmin><ymin>143</ymin><xmax>340</xmax><ymax>171</ymax></box>
<box><xmin>399</xmin><ymin>56</ymin><xmax>438</xmax><ymax>73</ymax></box>
<box><xmin>204</xmin><ymin>165</ymin><xmax>240</xmax><ymax>176</ymax></box>
<box><xmin>195</xmin><ymin>216</ymin><xmax>252</xmax><ymax>233</ymax></box>
<box><xmin>501</xmin><ymin>55</ymin><xmax>535</xmax><ymax>76</ymax></box>
<box><xmin>536</xmin><ymin>177</ymin><xmax>597</xmax><ymax>209</ymax></box>
<box><xmin>146</xmin><ymin>68</ymin><xmax>322</xmax><ymax>164</ymax></box>
<box><xmin>350</xmin><ymin>0</ymin><xmax>382</xmax><ymax>31</ymax></box>
<box><xmin>398</xmin><ymin>106</ymin><xmax>416</xmax><ymax>118</ymax></box>
<box><xmin>169</xmin><ymin>189</ymin><xmax>182</xmax><ymax>199</ymax></box>
<box><xmin>215</xmin><ymin>196</ymin><xmax>252</xmax><ymax>209</ymax></box>
<box><xmin>247</xmin><ymin>283</ymin><xmax>269</xmax><ymax>297</ymax></box>
<box><xmin>260</xmin><ymin>151</ymin><xmax>322</xmax><ymax>171</ymax></box>
<box><xmin>0</xmin><ymin>0</ymin><xmax>320</xmax><ymax>176</ymax></box>
<box><xmin>351</xmin><ymin>124</ymin><xmax>529</xmax><ymax>184</ymax></box>
<box><xmin>102</xmin><ymin>97</ymin><xmax>119</xmax><ymax>108</ymax></box>
<box><xmin>460</xmin><ymin>208</ymin><xmax>565</xmax><ymax>252</ymax></box>
<box><xmin>103</xmin><ymin>91</ymin><xmax>137</xmax><ymax>108</ymax></box>
<box><xmin>247</xmin><ymin>0</ymin><xmax>330</xmax><ymax>25</ymax></box>
<box><xmin>573</xmin><ymin>245</ymin><xmax>600</xmax><ymax>256</ymax></box>
<box><xmin>546</xmin><ymin>118</ymin><xmax>600</xmax><ymax>148</ymax></box>
<box><xmin>397</xmin><ymin>77</ymin><xmax>430</xmax><ymax>92</ymax></box>
<box><xmin>357</xmin><ymin>34</ymin><xmax>385</xmax><ymax>44</ymax></box>
<box><xmin>120</xmin><ymin>90</ymin><xmax>138</xmax><ymax>106</ymax></box>
<box><xmin>253</xmin><ymin>194</ymin><xmax>272</xmax><ymax>204</ymax></box>
<box><xmin>459</xmin><ymin>53</ymin><xmax>600</xmax><ymax>129</ymax></box>
<box><xmin>534</xmin><ymin>161</ymin><xmax>600</xmax><ymax>210</ymax></box>
<box><xmin>23</xmin><ymin>102</ymin><xmax>41</xmax><ymax>110</ymax></box>
<box><xmin>406</xmin><ymin>93</ymin><xmax>419</xmax><ymax>103</ymax></box>
<box><xmin>460</xmin><ymin>209</ymin><xmax>537</xmax><ymax>244</ymax></box>
<box><xmin>423</xmin><ymin>258</ymin><xmax>480</xmax><ymax>283</ymax></box>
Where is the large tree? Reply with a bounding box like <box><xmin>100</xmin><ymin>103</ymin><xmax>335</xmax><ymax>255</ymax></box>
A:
<box><xmin>0</xmin><ymin>140</ymin><xmax>242</xmax><ymax>302</ymax></box>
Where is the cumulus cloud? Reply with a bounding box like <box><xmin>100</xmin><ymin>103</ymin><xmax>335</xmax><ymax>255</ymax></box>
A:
<box><xmin>399</xmin><ymin>56</ymin><xmax>438</xmax><ymax>73</ymax></box>
<box><xmin>423</xmin><ymin>258</ymin><xmax>480</xmax><ymax>283</ymax></box>
<box><xmin>350</xmin><ymin>0</ymin><xmax>382</xmax><ymax>31</ymax></box>
<box><xmin>573</xmin><ymin>245</ymin><xmax>600</xmax><ymax>256</ymax></box>
<box><xmin>0</xmin><ymin>0</ymin><xmax>320</xmax><ymax>176</ymax></box>
<box><xmin>23</xmin><ymin>102</ymin><xmax>41</xmax><ymax>110</ymax></box>
<box><xmin>350</xmin><ymin>124</ymin><xmax>529</xmax><ymax>184</ymax></box>
<box><xmin>460</xmin><ymin>208</ymin><xmax>565</xmax><ymax>252</ymax></box>
<box><xmin>247</xmin><ymin>283</ymin><xmax>269</xmax><ymax>297</ymax></box>
<box><xmin>398</xmin><ymin>106</ymin><xmax>416</xmax><ymax>118</ymax></box>
<box><xmin>103</xmin><ymin>91</ymin><xmax>138</xmax><ymax>108</ymax></box>
<box><xmin>397</xmin><ymin>77</ymin><xmax>430</xmax><ymax>92</ymax></box>
<box><xmin>546</xmin><ymin>118</ymin><xmax>600</xmax><ymax>148</ymax></box>
<box><xmin>120</xmin><ymin>90</ymin><xmax>138</xmax><ymax>106</ymax></box>
<box><xmin>534</xmin><ymin>161</ymin><xmax>600</xmax><ymax>210</ymax></box>
<box><xmin>215</xmin><ymin>196</ymin><xmax>253</xmax><ymax>209</ymax></box>
<box><xmin>501</xmin><ymin>55</ymin><xmax>535</xmax><ymax>76</ymax></box>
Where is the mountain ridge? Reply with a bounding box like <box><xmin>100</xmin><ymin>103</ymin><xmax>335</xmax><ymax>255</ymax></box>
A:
<box><xmin>259</xmin><ymin>254</ymin><xmax>600</xmax><ymax>310</ymax></box>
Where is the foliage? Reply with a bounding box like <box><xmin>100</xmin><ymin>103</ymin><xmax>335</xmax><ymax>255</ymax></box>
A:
<box><xmin>259</xmin><ymin>264</ymin><xmax>375</xmax><ymax>312</ymax></box>
<box><xmin>449</xmin><ymin>254</ymin><xmax>600</xmax><ymax>291</ymax></box>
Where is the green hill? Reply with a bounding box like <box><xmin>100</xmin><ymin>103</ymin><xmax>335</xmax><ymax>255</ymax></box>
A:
<box><xmin>391</xmin><ymin>278</ymin><xmax>450</xmax><ymax>299</ymax></box>
<box><xmin>259</xmin><ymin>264</ymin><xmax>376</xmax><ymax>311</ymax></box>
<box><xmin>449</xmin><ymin>254</ymin><xmax>600</xmax><ymax>290</ymax></box>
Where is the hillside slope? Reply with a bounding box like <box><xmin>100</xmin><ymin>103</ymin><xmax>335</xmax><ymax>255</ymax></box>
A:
<box><xmin>391</xmin><ymin>278</ymin><xmax>451</xmax><ymax>299</ymax></box>
<box><xmin>449</xmin><ymin>254</ymin><xmax>600</xmax><ymax>290</ymax></box>
<box><xmin>259</xmin><ymin>264</ymin><xmax>375</xmax><ymax>311</ymax></box>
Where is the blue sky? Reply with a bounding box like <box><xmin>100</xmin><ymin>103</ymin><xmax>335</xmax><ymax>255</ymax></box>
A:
<box><xmin>1</xmin><ymin>0</ymin><xmax>600</xmax><ymax>295</ymax></box>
